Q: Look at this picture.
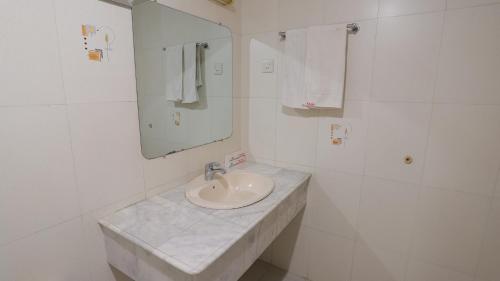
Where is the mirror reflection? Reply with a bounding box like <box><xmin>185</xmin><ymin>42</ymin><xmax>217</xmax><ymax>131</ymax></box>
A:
<box><xmin>132</xmin><ymin>1</ymin><xmax>233</xmax><ymax>159</ymax></box>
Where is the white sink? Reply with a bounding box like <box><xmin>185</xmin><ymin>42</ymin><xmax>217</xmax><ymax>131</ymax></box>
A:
<box><xmin>185</xmin><ymin>170</ymin><xmax>274</xmax><ymax>209</ymax></box>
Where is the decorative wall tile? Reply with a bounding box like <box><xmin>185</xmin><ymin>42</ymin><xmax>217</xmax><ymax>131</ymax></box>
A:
<box><xmin>315</xmin><ymin>101</ymin><xmax>369</xmax><ymax>175</ymax></box>
<box><xmin>54</xmin><ymin>0</ymin><xmax>137</xmax><ymax>103</ymax></box>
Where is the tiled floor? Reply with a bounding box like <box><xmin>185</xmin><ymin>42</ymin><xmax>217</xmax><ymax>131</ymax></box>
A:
<box><xmin>239</xmin><ymin>260</ymin><xmax>308</xmax><ymax>281</ymax></box>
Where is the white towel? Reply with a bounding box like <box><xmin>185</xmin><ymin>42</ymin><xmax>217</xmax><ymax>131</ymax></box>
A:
<box><xmin>182</xmin><ymin>43</ymin><xmax>199</xmax><ymax>104</ymax></box>
<box><xmin>280</xmin><ymin>29</ymin><xmax>307</xmax><ymax>109</ymax></box>
<box><xmin>164</xmin><ymin>45</ymin><xmax>183</xmax><ymax>102</ymax></box>
<box><xmin>304</xmin><ymin>25</ymin><xmax>347</xmax><ymax>108</ymax></box>
<box><xmin>196</xmin><ymin>44</ymin><xmax>203</xmax><ymax>88</ymax></box>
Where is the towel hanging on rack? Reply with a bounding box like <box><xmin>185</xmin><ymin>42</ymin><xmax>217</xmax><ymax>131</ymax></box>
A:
<box><xmin>280</xmin><ymin>24</ymin><xmax>348</xmax><ymax>109</ymax></box>
<box><xmin>303</xmin><ymin>24</ymin><xmax>347</xmax><ymax>109</ymax></box>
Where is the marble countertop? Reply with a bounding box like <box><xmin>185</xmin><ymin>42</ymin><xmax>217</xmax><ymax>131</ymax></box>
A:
<box><xmin>99</xmin><ymin>163</ymin><xmax>310</xmax><ymax>276</ymax></box>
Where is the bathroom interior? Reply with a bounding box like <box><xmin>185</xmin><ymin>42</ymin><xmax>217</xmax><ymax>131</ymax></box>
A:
<box><xmin>2</xmin><ymin>0</ymin><xmax>500</xmax><ymax>281</ymax></box>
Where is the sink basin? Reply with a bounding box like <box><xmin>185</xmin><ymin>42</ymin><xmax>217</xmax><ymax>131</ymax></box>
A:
<box><xmin>185</xmin><ymin>170</ymin><xmax>274</xmax><ymax>209</ymax></box>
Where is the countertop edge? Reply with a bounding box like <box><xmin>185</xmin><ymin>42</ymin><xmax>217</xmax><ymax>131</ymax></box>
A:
<box><xmin>98</xmin><ymin>164</ymin><xmax>312</xmax><ymax>276</ymax></box>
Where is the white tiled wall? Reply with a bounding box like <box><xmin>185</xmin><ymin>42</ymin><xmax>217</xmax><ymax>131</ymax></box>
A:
<box><xmin>240</xmin><ymin>0</ymin><xmax>500</xmax><ymax>280</ymax></box>
<box><xmin>0</xmin><ymin>1</ymin><xmax>241</xmax><ymax>280</ymax></box>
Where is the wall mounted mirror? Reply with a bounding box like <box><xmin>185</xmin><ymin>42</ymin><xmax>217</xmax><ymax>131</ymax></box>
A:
<box><xmin>132</xmin><ymin>1</ymin><xmax>233</xmax><ymax>159</ymax></box>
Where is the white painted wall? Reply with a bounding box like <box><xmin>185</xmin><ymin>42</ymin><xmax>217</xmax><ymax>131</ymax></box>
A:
<box><xmin>240</xmin><ymin>1</ymin><xmax>500</xmax><ymax>281</ymax></box>
<box><xmin>0</xmin><ymin>0</ymin><xmax>241</xmax><ymax>280</ymax></box>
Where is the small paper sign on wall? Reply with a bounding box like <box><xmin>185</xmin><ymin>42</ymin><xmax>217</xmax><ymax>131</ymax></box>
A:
<box><xmin>81</xmin><ymin>24</ymin><xmax>115</xmax><ymax>62</ymax></box>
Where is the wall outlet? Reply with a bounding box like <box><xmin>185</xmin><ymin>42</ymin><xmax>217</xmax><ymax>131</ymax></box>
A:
<box><xmin>214</xmin><ymin>63</ymin><xmax>224</xmax><ymax>75</ymax></box>
<box><xmin>261</xmin><ymin>59</ymin><xmax>275</xmax><ymax>73</ymax></box>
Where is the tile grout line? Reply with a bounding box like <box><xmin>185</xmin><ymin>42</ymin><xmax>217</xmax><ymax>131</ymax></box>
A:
<box><xmin>401</xmin><ymin>8</ymin><xmax>447</xmax><ymax>280</ymax></box>
<box><xmin>0</xmin><ymin>215</ymin><xmax>84</xmax><ymax>249</ymax></box>
<box><xmin>347</xmin><ymin>0</ymin><xmax>382</xmax><ymax>279</ymax></box>
<box><xmin>49</xmin><ymin>0</ymin><xmax>87</xmax><ymax>234</ymax></box>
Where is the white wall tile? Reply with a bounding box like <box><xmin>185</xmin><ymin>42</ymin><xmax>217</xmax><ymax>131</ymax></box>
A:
<box><xmin>277</xmin><ymin>0</ymin><xmax>323</xmax><ymax>30</ymax></box>
<box><xmin>68</xmin><ymin>102</ymin><xmax>144</xmax><ymax>212</ymax></box>
<box><xmin>323</xmin><ymin>0</ymin><xmax>379</xmax><ymax>24</ymax></box>
<box><xmin>275</xmin><ymin>105</ymin><xmax>318</xmax><ymax>167</ymax></box>
<box><xmin>0</xmin><ymin>106</ymin><xmax>80</xmax><ymax>245</ymax></box>
<box><xmin>357</xmin><ymin>176</ymin><xmax>419</xmax><ymax>254</ymax></box>
<box><xmin>423</xmin><ymin>104</ymin><xmax>500</xmax><ymax>196</ymax></box>
<box><xmin>54</xmin><ymin>0</ymin><xmax>137</xmax><ymax>103</ymax></box>
<box><xmin>351</xmin><ymin>241</ymin><xmax>408</xmax><ymax>281</ymax></box>
<box><xmin>306</xmin><ymin>169</ymin><xmax>362</xmax><ymax>239</ymax></box>
<box><xmin>379</xmin><ymin>0</ymin><xmax>445</xmax><ymax>17</ymax></box>
<box><xmin>371</xmin><ymin>13</ymin><xmax>444</xmax><ymax>102</ymax></box>
<box><xmin>434</xmin><ymin>5</ymin><xmax>500</xmax><ymax>105</ymax></box>
<box><xmin>476</xmin><ymin>196</ymin><xmax>500</xmax><ymax>281</ymax></box>
<box><xmin>271</xmin><ymin>212</ymin><xmax>308</xmax><ymax>277</ymax></box>
<box><xmin>364</xmin><ymin>102</ymin><xmax>432</xmax><ymax>184</ymax></box>
<box><xmin>307</xmin><ymin>229</ymin><xmax>354</xmax><ymax>281</ymax></box>
<box><xmin>447</xmin><ymin>0</ymin><xmax>500</xmax><ymax>9</ymax></box>
<box><xmin>142</xmin><ymin>151</ymin><xmax>194</xmax><ymax>190</ymax></box>
<box><xmin>247</xmin><ymin>33</ymin><xmax>281</xmax><ymax>99</ymax></box>
<box><xmin>245</xmin><ymin>99</ymin><xmax>277</xmax><ymax>161</ymax></box>
<box><xmin>345</xmin><ymin>20</ymin><xmax>377</xmax><ymax>102</ymax></box>
<box><xmin>315</xmin><ymin>101</ymin><xmax>369</xmax><ymax>175</ymax></box>
<box><xmin>156</xmin><ymin>0</ymin><xmax>241</xmax><ymax>33</ymax></box>
<box><xmin>406</xmin><ymin>258</ymin><xmax>474</xmax><ymax>281</ymax></box>
<box><xmin>0</xmin><ymin>219</ymin><xmax>91</xmax><ymax>281</ymax></box>
<box><xmin>412</xmin><ymin>187</ymin><xmax>491</xmax><ymax>274</ymax></box>
<box><xmin>241</xmin><ymin>0</ymin><xmax>279</xmax><ymax>34</ymax></box>
<box><xmin>0</xmin><ymin>1</ymin><xmax>65</xmax><ymax>106</ymax></box>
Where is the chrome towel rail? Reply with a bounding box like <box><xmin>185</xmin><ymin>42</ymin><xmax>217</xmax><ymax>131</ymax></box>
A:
<box><xmin>279</xmin><ymin>23</ymin><xmax>360</xmax><ymax>41</ymax></box>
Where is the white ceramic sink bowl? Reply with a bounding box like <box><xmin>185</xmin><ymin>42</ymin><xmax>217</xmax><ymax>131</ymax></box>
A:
<box><xmin>185</xmin><ymin>170</ymin><xmax>274</xmax><ymax>209</ymax></box>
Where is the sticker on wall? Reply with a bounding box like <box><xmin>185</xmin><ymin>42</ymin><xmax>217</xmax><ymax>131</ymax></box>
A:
<box><xmin>81</xmin><ymin>24</ymin><xmax>115</xmax><ymax>62</ymax></box>
<box><xmin>330</xmin><ymin>123</ymin><xmax>352</xmax><ymax>146</ymax></box>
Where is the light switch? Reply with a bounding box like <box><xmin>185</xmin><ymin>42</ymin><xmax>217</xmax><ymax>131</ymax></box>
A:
<box><xmin>261</xmin><ymin>59</ymin><xmax>275</xmax><ymax>73</ymax></box>
<box><xmin>214</xmin><ymin>63</ymin><xmax>224</xmax><ymax>75</ymax></box>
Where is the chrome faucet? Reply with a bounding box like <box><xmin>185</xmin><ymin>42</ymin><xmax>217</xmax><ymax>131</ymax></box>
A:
<box><xmin>205</xmin><ymin>162</ymin><xmax>226</xmax><ymax>181</ymax></box>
